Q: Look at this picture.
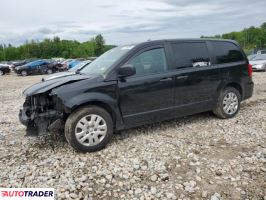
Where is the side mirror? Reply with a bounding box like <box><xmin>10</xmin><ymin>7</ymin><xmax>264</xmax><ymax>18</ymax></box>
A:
<box><xmin>118</xmin><ymin>64</ymin><xmax>136</xmax><ymax>78</ymax></box>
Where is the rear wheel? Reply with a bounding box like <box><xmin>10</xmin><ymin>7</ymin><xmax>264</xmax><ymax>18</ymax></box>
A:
<box><xmin>0</xmin><ymin>70</ymin><xmax>4</xmax><ymax>76</ymax></box>
<box><xmin>21</xmin><ymin>70</ymin><xmax>28</xmax><ymax>76</ymax></box>
<box><xmin>65</xmin><ymin>106</ymin><xmax>113</xmax><ymax>152</ymax></box>
<box><xmin>213</xmin><ymin>87</ymin><xmax>241</xmax><ymax>119</ymax></box>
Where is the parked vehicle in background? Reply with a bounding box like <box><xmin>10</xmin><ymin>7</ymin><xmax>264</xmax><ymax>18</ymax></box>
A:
<box><xmin>0</xmin><ymin>64</ymin><xmax>11</xmax><ymax>75</ymax></box>
<box><xmin>68</xmin><ymin>60</ymin><xmax>82</xmax><ymax>69</ymax></box>
<box><xmin>60</xmin><ymin>59</ymin><xmax>73</xmax><ymax>71</ymax></box>
<box><xmin>13</xmin><ymin>59</ymin><xmax>37</xmax><ymax>71</ymax></box>
<box><xmin>257</xmin><ymin>50</ymin><xmax>266</xmax><ymax>54</ymax></box>
<box><xmin>11</xmin><ymin>60</ymin><xmax>28</xmax><ymax>71</ymax></box>
<box><xmin>46</xmin><ymin>61</ymin><xmax>64</xmax><ymax>74</ymax></box>
<box><xmin>43</xmin><ymin>60</ymin><xmax>92</xmax><ymax>81</ymax></box>
<box><xmin>249</xmin><ymin>54</ymin><xmax>266</xmax><ymax>71</ymax></box>
<box><xmin>247</xmin><ymin>54</ymin><xmax>256</xmax><ymax>60</ymax></box>
<box><xmin>15</xmin><ymin>60</ymin><xmax>52</xmax><ymax>76</ymax></box>
<box><xmin>19</xmin><ymin>39</ymin><xmax>253</xmax><ymax>152</ymax></box>
<box><xmin>0</xmin><ymin>62</ymin><xmax>13</xmax><ymax>70</ymax></box>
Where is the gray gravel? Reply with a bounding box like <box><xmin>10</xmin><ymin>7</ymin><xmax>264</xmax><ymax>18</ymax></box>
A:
<box><xmin>0</xmin><ymin>72</ymin><xmax>265</xmax><ymax>199</ymax></box>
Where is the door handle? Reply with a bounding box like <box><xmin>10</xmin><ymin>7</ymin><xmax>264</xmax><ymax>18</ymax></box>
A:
<box><xmin>176</xmin><ymin>75</ymin><xmax>188</xmax><ymax>80</ymax></box>
<box><xmin>160</xmin><ymin>77</ymin><xmax>173</xmax><ymax>82</ymax></box>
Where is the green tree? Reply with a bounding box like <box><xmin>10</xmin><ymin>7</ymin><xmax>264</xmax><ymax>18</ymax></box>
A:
<box><xmin>202</xmin><ymin>22</ymin><xmax>266</xmax><ymax>53</ymax></box>
<box><xmin>94</xmin><ymin>34</ymin><xmax>105</xmax><ymax>56</ymax></box>
<box><xmin>0</xmin><ymin>34</ymin><xmax>114</xmax><ymax>61</ymax></box>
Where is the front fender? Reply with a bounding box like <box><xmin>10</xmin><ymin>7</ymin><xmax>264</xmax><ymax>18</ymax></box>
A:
<box><xmin>62</xmin><ymin>92</ymin><xmax>124</xmax><ymax>130</ymax></box>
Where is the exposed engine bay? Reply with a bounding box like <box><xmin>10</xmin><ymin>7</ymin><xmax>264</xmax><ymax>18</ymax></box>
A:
<box><xmin>19</xmin><ymin>93</ymin><xmax>64</xmax><ymax>136</ymax></box>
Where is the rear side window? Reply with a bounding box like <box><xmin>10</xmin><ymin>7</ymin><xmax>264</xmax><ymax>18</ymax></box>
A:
<box><xmin>211</xmin><ymin>41</ymin><xmax>244</xmax><ymax>64</ymax></box>
<box><xmin>169</xmin><ymin>42</ymin><xmax>210</xmax><ymax>70</ymax></box>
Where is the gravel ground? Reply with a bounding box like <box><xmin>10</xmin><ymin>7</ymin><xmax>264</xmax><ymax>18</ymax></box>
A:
<box><xmin>0</xmin><ymin>72</ymin><xmax>265</xmax><ymax>200</ymax></box>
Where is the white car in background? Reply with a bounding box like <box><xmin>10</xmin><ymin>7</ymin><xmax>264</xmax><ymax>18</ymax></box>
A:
<box><xmin>249</xmin><ymin>54</ymin><xmax>266</xmax><ymax>72</ymax></box>
<box><xmin>257</xmin><ymin>50</ymin><xmax>266</xmax><ymax>54</ymax></box>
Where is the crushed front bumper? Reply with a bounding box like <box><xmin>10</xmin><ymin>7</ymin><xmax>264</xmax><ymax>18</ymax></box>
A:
<box><xmin>19</xmin><ymin>107</ymin><xmax>63</xmax><ymax>136</ymax></box>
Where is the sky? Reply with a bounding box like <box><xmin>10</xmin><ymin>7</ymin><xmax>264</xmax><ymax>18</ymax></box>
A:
<box><xmin>0</xmin><ymin>0</ymin><xmax>266</xmax><ymax>46</ymax></box>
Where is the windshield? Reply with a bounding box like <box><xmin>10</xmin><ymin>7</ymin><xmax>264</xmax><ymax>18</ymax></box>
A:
<box><xmin>250</xmin><ymin>54</ymin><xmax>266</xmax><ymax>61</ymax></box>
<box><xmin>80</xmin><ymin>46</ymin><xmax>134</xmax><ymax>75</ymax></box>
<box><xmin>69</xmin><ymin>61</ymin><xmax>90</xmax><ymax>72</ymax></box>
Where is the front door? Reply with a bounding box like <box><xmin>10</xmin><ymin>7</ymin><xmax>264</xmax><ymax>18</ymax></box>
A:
<box><xmin>118</xmin><ymin>45</ymin><xmax>175</xmax><ymax>128</ymax></box>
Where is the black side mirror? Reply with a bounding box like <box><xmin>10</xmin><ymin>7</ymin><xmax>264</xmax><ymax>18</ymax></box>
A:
<box><xmin>118</xmin><ymin>64</ymin><xmax>136</xmax><ymax>78</ymax></box>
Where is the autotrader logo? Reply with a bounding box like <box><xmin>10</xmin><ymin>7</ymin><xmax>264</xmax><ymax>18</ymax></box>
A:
<box><xmin>0</xmin><ymin>188</ymin><xmax>54</xmax><ymax>200</ymax></box>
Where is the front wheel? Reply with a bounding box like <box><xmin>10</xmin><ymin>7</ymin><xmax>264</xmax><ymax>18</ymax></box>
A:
<box><xmin>21</xmin><ymin>70</ymin><xmax>28</xmax><ymax>76</ymax></box>
<box><xmin>213</xmin><ymin>87</ymin><xmax>241</xmax><ymax>119</ymax></box>
<box><xmin>65</xmin><ymin>106</ymin><xmax>113</xmax><ymax>152</ymax></box>
<box><xmin>0</xmin><ymin>70</ymin><xmax>4</xmax><ymax>76</ymax></box>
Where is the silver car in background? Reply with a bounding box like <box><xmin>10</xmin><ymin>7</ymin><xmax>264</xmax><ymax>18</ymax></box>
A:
<box><xmin>249</xmin><ymin>54</ymin><xmax>266</xmax><ymax>72</ymax></box>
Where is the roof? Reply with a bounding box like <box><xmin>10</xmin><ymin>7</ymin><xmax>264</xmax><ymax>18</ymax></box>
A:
<box><xmin>120</xmin><ymin>38</ymin><xmax>239</xmax><ymax>50</ymax></box>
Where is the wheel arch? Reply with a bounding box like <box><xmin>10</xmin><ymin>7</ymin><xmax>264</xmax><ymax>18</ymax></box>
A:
<box><xmin>74</xmin><ymin>101</ymin><xmax>116</xmax><ymax>123</ymax></box>
<box><xmin>217</xmin><ymin>81</ymin><xmax>243</xmax><ymax>100</ymax></box>
<box><xmin>224</xmin><ymin>82</ymin><xmax>243</xmax><ymax>99</ymax></box>
<box><xmin>62</xmin><ymin>93</ymin><xmax>124</xmax><ymax>130</ymax></box>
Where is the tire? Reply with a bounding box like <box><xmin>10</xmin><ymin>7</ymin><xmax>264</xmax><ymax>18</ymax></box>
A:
<box><xmin>0</xmin><ymin>70</ymin><xmax>4</xmax><ymax>76</ymax></box>
<box><xmin>65</xmin><ymin>106</ymin><xmax>113</xmax><ymax>152</ymax></box>
<box><xmin>213</xmin><ymin>87</ymin><xmax>241</xmax><ymax>119</ymax></box>
<box><xmin>47</xmin><ymin>69</ymin><xmax>53</xmax><ymax>74</ymax></box>
<box><xmin>21</xmin><ymin>70</ymin><xmax>28</xmax><ymax>76</ymax></box>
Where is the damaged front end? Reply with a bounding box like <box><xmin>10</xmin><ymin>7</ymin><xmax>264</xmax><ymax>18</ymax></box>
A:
<box><xmin>19</xmin><ymin>73</ymin><xmax>94</xmax><ymax>136</ymax></box>
<box><xmin>19</xmin><ymin>93</ymin><xmax>64</xmax><ymax>136</ymax></box>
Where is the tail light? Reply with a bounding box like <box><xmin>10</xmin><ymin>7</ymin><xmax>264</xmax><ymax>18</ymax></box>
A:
<box><xmin>248</xmin><ymin>64</ymin><xmax>252</xmax><ymax>78</ymax></box>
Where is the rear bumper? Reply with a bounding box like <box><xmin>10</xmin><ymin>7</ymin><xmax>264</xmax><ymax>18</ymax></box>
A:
<box><xmin>242</xmin><ymin>80</ymin><xmax>254</xmax><ymax>100</ymax></box>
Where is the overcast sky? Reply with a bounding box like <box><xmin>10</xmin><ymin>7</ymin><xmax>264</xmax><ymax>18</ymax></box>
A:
<box><xmin>0</xmin><ymin>0</ymin><xmax>266</xmax><ymax>46</ymax></box>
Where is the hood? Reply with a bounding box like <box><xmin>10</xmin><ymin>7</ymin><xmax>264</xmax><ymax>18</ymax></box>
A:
<box><xmin>23</xmin><ymin>74</ymin><xmax>94</xmax><ymax>96</ymax></box>
<box><xmin>42</xmin><ymin>71</ymin><xmax>76</xmax><ymax>81</ymax></box>
<box><xmin>249</xmin><ymin>60</ymin><xmax>266</xmax><ymax>65</ymax></box>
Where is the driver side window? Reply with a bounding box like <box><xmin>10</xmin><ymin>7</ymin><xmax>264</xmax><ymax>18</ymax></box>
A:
<box><xmin>128</xmin><ymin>48</ymin><xmax>167</xmax><ymax>76</ymax></box>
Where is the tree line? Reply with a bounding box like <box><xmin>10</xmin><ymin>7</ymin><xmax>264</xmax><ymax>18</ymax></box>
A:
<box><xmin>201</xmin><ymin>22</ymin><xmax>266</xmax><ymax>54</ymax></box>
<box><xmin>1</xmin><ymin>22</ymin><xmax>266</xmax><ymax>61</ymax></box>
<box><xmin>0</xmin><ymin>34</ymin><xmax>114</xmax><ymax>61</ymax></box>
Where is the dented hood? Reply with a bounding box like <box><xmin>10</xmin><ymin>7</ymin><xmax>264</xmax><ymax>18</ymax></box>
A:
<box><xmin>23</xmin><ymin>74</ymin><xmax>93</xmax><ymax>96</ymax></box>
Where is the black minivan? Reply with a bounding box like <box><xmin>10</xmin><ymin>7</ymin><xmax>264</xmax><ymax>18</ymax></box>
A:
<box><xmin>19</xmin><ymin>39</ymin><xmax>254</xmax><ymax>152</ymax></box>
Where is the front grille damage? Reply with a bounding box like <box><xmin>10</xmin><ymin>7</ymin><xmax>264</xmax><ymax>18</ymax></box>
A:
<box><xmin>19</xmin><ymin>93</ymin><xmax>64</xmax><ymax>136</ymax></box>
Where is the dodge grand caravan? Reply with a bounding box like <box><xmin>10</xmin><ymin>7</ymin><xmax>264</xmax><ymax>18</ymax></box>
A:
<box><xmin>19</xmin><ymin>39</ymin><xmax>254</xmax><ymax>152</ymax></box>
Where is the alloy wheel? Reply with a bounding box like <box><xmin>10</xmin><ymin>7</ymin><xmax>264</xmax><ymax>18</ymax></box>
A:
<box><xmin>222</xmin><ymin>92</ymin><xmax>239</xmax><ymax>115</ymax></box>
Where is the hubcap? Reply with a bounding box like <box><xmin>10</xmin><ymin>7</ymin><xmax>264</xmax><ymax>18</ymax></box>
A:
<box><xmin>22</xmin><ymin>71</ymin><xmax>27</xmax><ymax>76</ymax></box>
<box><xmin>222</xmin><ymin>92</ymin><xmax>238</xmax><ymax>115</ymax></box>
<box><xmin>75</xmin><ymin>114</ymin><xmax>107</xmax><ymax>146</ymax></box>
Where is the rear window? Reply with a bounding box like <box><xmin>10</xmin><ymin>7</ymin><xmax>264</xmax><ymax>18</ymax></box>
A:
<box><xmin>169</xmin><ymin>42</ymin><xmax>210</xmax><ymax>70</ymax></box>
<box><xmin>211</xmin><ymin>41</ymin><xmax>244</xmax><ymax>64</ymax></box>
